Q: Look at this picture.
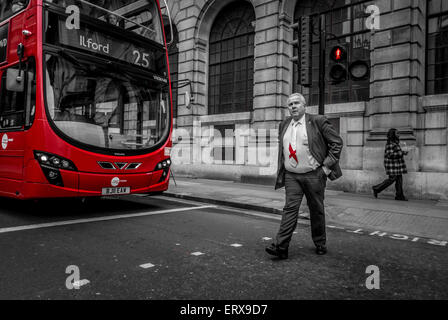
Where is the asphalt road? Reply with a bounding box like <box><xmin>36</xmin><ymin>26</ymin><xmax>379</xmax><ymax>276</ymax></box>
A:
<box><xmin>0</xmin><ymin>195</ymin><xmax>446</xmax><ymax>300</ymax></box>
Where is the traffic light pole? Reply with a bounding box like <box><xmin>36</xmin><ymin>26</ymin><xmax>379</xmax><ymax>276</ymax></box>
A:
<box><xmin>318</xmin><ymin>14</ymin><xmax>326</xmax><ymax>115</ymax></box>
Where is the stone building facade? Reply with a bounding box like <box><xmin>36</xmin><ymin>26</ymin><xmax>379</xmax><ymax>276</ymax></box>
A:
<box><xmin>161</xmin><ymin>0</ymin><xmax>448</xmax><ymax>200</ymax></box>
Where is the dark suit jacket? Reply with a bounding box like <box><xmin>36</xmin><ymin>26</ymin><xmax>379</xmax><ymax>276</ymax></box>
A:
<box><xmin>275</xmin><ymin>114</ymin><xmax>344</xmax><ymax>190</ymax></box>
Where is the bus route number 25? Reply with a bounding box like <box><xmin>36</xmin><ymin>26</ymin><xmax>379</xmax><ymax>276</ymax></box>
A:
<box><xmin>133</xmin><ymin>50</ymin><xmax>151</xmax><ymax>68</ymax></box>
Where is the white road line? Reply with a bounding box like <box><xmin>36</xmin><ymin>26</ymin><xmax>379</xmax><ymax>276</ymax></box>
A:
<box><xmin>212</xmin><ymin>206</ymin><xmax>283</xmax><ymax>221</ymax></box>
<box><xmin>0</xmin><ymin>205</ymin><xmax>217</xmax><ymax>235</ymax></box>
<box><xmin>151</xmin><ymin>195</ymin><xmax>208</xmax><ymax>206</ymax></box>
<box><xmin>73</xmin><ymin>279</ymin><xmax>90</xmax><ymax>288</ymax></box>
<box><xmin>191</xmin><ymin>252</ymin><xmax>204</xmax><ymax>256</ymax></box>
<box><xmin>230</xmin><ymin>243</ymin><xmax>242</xmax><ymax>247</ymax></box>
<box><xmin>139</xmin><ymin>263</ymin><xmax>155</xmax><ymax>269</ymax></box>
<box><xmin>328</xmin><ymin>225</ymin><xmax>345</xmax><ymax>229</ymax></box>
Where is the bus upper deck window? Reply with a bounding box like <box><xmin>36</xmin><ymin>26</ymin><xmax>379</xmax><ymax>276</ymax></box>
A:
<box><xmin>12</xmin><ymin>0</ymin><xmax>26</xmax><ymax>13</ymax></box>
<box><xmin>0</xmin><ymin>0</ymin><xmax>28</xmax><ymax>21</ymax></box>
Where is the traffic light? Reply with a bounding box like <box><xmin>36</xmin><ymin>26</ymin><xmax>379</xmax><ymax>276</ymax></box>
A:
<box><xmin>329</xmin><ymin>44</ymin><xmax>348</xmax><ymax>83</ymax></box>
<box><xmin>329</xmin><ymin>44</ymin><xmax>370</xmax><ymax>83</ymax></box>
<box><xmin>290</xmin><ymin>16</ymin><xmax>312</xmax><ymax>87</ymax></box>
<box><xmin>349</xmin><ymin>60</ymin><xmax>369</xmax><ymax>81</ymax></box>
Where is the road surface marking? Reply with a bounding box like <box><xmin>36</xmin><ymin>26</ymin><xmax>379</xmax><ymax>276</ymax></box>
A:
<box><xmin>191</xmin><ymin>252</ymin><xmax>204</xmax><ymax>256</ymax></box>
<box><xmin>230</xmin><ymin>243</ymin><xmax>242</xmax><ymax>247</ymax></box>
<box><xmin>207</xmin><ymin>206</ymin><xmax>283</xmax><ymax>221</ymax></box>
<box><xmin>262</xmin><ymin>237</ymin><xmax>272</xmax><ymax>241</ymax></box>
<box><xmin>151</xmin><ymin>195</ymin><xmax>207</xmax><ymax>206</ymax></box>
<box><xmin>328</xmin><ymin>225</ymin><xmax>345</xmax><ymax>229</ymax></box>
<box><xmin>139</xmin><ymin>263</ymin><xmax>155</xmax><ymax>269</ymax></box>
<box><xmin>0</xmin><ymin>205</ymin><xmax>217</xmax><ymax>235</ymax></box>
<box><xmin>73</xmin><ymin>279</ymin><xmax>90</xmax><ymax>288</ymax></box>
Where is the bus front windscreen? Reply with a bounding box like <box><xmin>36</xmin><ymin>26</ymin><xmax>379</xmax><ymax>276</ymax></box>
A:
<box><xmin>44</xmin><ymin>0</ymin><xmax>164</xmax><ymax>45</ymax></box>
<box><xmin>45</xmin><ymin>52</ymin><xmax>170</xmax><ymax>153</ymax></box>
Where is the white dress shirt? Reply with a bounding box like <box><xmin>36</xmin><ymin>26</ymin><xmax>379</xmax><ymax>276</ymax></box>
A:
<box><xmin>283</xmin><ymin>115</ymin><xmax>320</xmax><ymax>174</ymax></box>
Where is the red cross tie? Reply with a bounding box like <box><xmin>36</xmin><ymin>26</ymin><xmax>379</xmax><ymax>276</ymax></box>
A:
<box><xmin>289</xmin><ymin>143</ymin><xmax>298</xmax><ymax>163</ymax></box>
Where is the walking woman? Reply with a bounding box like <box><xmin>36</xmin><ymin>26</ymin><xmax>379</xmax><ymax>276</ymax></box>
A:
<box><xmin>372</xmin><ymin>128</ymin><xmax>408</xmax><ymax>201</ymax></box>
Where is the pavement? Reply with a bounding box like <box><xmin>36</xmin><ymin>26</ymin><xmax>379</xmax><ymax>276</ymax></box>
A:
<box><xmin>165</xmin><ymin>175</ymin><xmax>448</xmax><ymax>242</ymax></box>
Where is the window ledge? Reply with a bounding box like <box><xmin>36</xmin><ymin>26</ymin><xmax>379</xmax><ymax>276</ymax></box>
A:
<box><xmin>199</xmin><ymin>112</ymin><xmax>252</xmax><ymax>125</ymax></box>
<box><xmin>422</xmin><ymin>94</ymin><xmax>448</xmax><ymax>112</ymax></box>
<box><xmin>307</xmin><ymin>102</ymin><xmax>366</xmax><ymax>117</ymax></box>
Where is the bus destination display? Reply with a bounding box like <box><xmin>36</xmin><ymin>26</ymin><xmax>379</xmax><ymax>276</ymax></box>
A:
<box><xmin>58</xmin><ymin>20</ymin><xmax>166</xmax><ymax>82</ymax></box>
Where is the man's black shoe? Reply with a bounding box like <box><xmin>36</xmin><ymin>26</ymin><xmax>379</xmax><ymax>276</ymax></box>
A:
<box><xmin>395</xmin><ymin>196</ymin><xmax>408</xmax><ymax>201</ymax></box>
<box><xmin>315</xmin><ymin>245</ymin><xmax>327</xmax><ymax>255</ymax></box>
<box><xmin>372</xmin><ymin>187</ymin><xmax>378</xmax><ymax>198</ymax></box>
<box><xmin>265</xmin><ymin>243</ymin><xmax>288</xmax><ymax>259</ymax></box>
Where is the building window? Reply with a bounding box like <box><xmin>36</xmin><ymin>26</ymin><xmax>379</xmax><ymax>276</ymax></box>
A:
<box><xmin>427</xmin><ymin>0</ymin><xmax>448</xmax><ymax>95</ymax></box>
<box><xmin>164</xmin><ymin>21</ymin><xmax>179</xmax><ymax>119</ymax></box>
<box><xmin>208</xmin><ymin>1</ymin><xmax>255</xmax><ymax>115</ymax></box>
<box><xmin>293</xmin><ymin>0</ymin><xmax>372</xmax><ymax>105</ymax></box>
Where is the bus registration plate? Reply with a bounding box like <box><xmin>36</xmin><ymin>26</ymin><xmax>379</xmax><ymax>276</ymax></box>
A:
<box><xmin>101</xmin><ymin>187</ymin><xmax>131</xmax><ymax>196</ymax></box>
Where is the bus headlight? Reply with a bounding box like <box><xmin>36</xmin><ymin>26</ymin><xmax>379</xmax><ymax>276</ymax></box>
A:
<box><xmin>34</xmin><ymin>151</ymin><xmax>78</xmax><ymax>187</ymax></box>
<box><xmin>154</xmin><ymin>159</ymin><xmax>171</xmax><ymax>183</ymax></box>
<box><xmin>154</xmin><ymin>159</ymin><xmax>171</xmax><ymax>172</ymax></box>
<box><xmin>34</xmin><ymin>151</ymin><xmax>78</xmax><ymax>171</ymax></box>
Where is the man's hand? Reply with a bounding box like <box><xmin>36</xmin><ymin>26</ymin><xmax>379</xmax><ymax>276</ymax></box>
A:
<box><xmin>322</xmin><ymin>166</ymin><xmax>331</xmax><ymax>176</ymax></box>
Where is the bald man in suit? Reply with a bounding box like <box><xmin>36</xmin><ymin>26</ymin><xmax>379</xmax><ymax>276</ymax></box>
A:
<box><xmin>266</xmin><ymin>93</ymin><xmax>343</xmax><ymax>259</ymax></box>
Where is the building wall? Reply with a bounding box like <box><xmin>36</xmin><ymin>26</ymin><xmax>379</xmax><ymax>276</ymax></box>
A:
<box><xmin>162</xmin><ymin>0</ymin><xmax>448</xmax><ymax>200</ymax></box>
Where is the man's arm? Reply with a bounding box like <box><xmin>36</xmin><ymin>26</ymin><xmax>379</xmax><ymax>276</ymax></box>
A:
<box><xmin>317</xmin><ymin>116</ymin><xmax>343</xmax><ymax>170</ymax></box>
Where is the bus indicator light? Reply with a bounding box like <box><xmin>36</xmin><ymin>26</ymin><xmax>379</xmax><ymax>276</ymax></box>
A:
<box><xmin>48</xmin><ymin>171</ymin><xmax>58</xmax><ymax>179</ymax></box>
<box><xmin>62</xmin><ymin>160</ymin><xmax>70</xmax><ymax>168</ymax></box>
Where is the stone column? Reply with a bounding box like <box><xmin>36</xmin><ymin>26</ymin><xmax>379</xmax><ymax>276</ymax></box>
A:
<box><xmin>252</xmin><ymin>0</ymin><xmax>289</xmax><ymax>131</ymax></box>
<box><xmin>364</xmin><ymin>0</ymin><xmax>426</xmax><ymax>172</ymax></box>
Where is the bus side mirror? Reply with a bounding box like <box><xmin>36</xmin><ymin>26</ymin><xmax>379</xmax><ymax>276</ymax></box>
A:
<box><xmin>6</xmin><ymin>69</ymin><xmax>25</xmax><ymax>92</ymax></box>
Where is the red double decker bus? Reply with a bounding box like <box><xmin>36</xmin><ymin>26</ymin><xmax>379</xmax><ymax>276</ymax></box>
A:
<box><xmin>0</xmin><ymin>0</ymin><xmax>173</xmax><ymax>199</ymax></box>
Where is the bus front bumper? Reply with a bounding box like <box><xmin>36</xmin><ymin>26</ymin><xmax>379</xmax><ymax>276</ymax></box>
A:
<box><xmin>20</xmin><ymin>168</ymin><xmax>170</xmax><ymax>200</ymax></box>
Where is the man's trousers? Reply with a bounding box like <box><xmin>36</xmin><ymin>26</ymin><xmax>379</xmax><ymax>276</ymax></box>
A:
<box><xmin>275</xmin><ymin>168</ymin><xmax>327</xmax><ymax>249</ymax></box>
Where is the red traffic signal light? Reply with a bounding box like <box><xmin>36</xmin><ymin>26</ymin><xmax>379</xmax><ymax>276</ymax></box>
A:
<box><xmin>335</xmin><ymin>48</ymin><xmax>342</xmax><ymax>60</ymax></box>
<box><xmin>329</xmin><ymin>45</ymin><xmax>347</xmax><ymax>83</ymax></box>
<box><xmin>330</xmin><ymin>45</ymin><xmax>347</xmax><ymax>62</ymax></box>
